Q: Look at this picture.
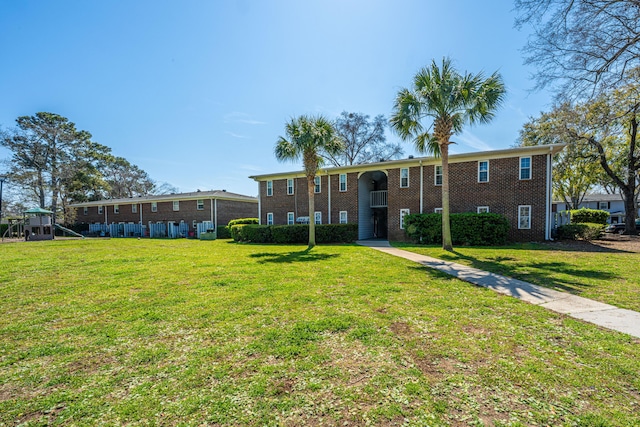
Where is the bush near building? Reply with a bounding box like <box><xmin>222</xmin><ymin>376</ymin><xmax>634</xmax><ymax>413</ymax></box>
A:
<box><xmin>231</xmin><ymin>223</ymin><xmax>358</xmax><ymax>244</ymax></box>
<box><xmin>556</xmin><ymin>223</ymin><xmax>604</xmax><ymax>241</ymax></box>
<box><xmin>569</xmin><ymin>208</ymin><xmax>609</xmax><ymax>225</ymax></box>
<box><xmin>404</xmin><ymin>213</ymin><xmax>509</xmax><ymax>246</ymax></box>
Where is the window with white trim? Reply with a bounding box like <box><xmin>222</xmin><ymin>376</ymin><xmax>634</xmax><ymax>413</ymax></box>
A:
<box><xmin>314</xmin><ymin>211</ymin><xmax>322</xmax><ymax>224</ymax></box>
<box><xmin>98</xmin><ymin>206</ymin><xmax>104</xmax><ymax>214</ymax></box>
<box><xmin>173</xmin><ymin>201</ymin><xmax>180</xmax><ymax>211</ymax></box>
<box><xmin>598</xmin><ymin>201</ymin><xmax>609</xmax><ymax>210</ymax></box>
<box><xmin>192</xmin><ymin>220</ymin><xmax>197</xmax><ymax>229</ymax></box>
<box><xmin>478</xmin><ymin>161</ymin><xmax>489</xmax><ymax>183</ymax></box>
<box><xmin>266</xmin><ymin>212</ymin><xmax>274</xmax><ymax>225</ymax></box>
<box><xmin>83</xmin><ymin>207</ymin><xmax>88</xmax><ymax>215</ymax></box>
<box><xmin>434</xmin><ymin>208</ymin><xmax>443</xmax><ymax>214</ymax></box>
<box><xmin>113</xmin><ymin>204</ymin><xmax>119</xmax><ymax>214</ymax></box>
<box><xmin>287</xmin><ymin>178</ymin><xmax>294</xmax><ymax>195</ymax></box>
<box><xmin>287</xmin><ymin>212</ymin><xmax>294</xmax><ymax>225</ymax></box>
<box><xmin>518</xmin><ymin>205</ymin><xmax>531</xmax><ymax>229</ymax></box>
<box><xmin>477</xmin><ymin>206</ymin><xmax>490</xmax><ymax>213</ymax></box>
<box><xmin>197</xmin><ymin>199</ymin><xmax>204</xmax><ymax>210</ymax></box>
<box><xmin>519</xmin><ymin>157</ymin><xmax>531</xmax><ymax>180</ymax></box>
<box><xmin>132</xmin><ymin>204</ymin><xmax>137</xmax><ymax>214</ymax></box>
<box><xmin>314</xmin><ymin>176</ymin><xmax>321</xmax><ymax>193</ymax></box>
<box><xmin>400</xmin><ymin>168</ymin><xmax>409</xmax><ymax>188</ymax></box>
<box><xmin>151</xmin><ymin>202</ymin><xmax>157</xmax><ymax>212</ymax></box>
<box><xmin>266</xmin><ymin>180</ymin><xmax>273</xmax><ymax>197</ymax></box>
<box><xmin>400</xmin><ymin>208</ymin><xmax>410</xmax><ymax>229</ymax></box>
<box><xmin>339</xmin><ymin>211</ymin><xmax>348</xmax><ymax>224</ymax></box>
<box><xmin>435</xmin><ymin>165</ymin><xmax>442</xmax><ymax>186</ymax></box>
<box><xmin>339</xmin><ymin>173</ymin><xmax>347</xmax><ymax>192</ymax></box>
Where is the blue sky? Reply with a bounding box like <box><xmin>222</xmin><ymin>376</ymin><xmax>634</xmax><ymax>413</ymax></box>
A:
<box><xmin>0</xmin><ymin>0</ymin><xmax>552</xmax><ymax>197</ymax></box>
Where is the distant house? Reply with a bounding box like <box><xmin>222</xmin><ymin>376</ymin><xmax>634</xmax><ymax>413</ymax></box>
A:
<box><xmin>553</xmin><ymin>193</ymin><xmax>640</xmax><ymax>224</ymax></box>
<box><xmin>250</xmin><ymin>144</ymin><xmax>565</xmax><ymax>242</ymax></box>
<box><xmin>70</xmin><ymin>190</ymin><xmax>258</xmax><ymax>237</ymax></box>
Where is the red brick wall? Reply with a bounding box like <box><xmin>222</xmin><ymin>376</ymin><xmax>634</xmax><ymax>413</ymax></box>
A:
<box><xmin>388</xmin><ymin>166</ymin><xmax>422</xmax><ymax>240</ymax></box>
<box><xmin>257</xmin><ymin>154</ymin><xmax>550</xmax><ymax>242</ymax></box>
<box><xmin>75</xmin><ymin>198</ymin><xmax>257</xmax><ymax>230</ymax></box>
<box><xmin>260</xmin><ymin>173</ymin><xmax>358</xmax><ymax>225</ymax></box>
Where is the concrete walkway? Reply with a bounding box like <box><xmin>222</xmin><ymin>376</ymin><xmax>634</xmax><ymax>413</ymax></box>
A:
<box><xmin>357</xmin><ymin>240</ymin><xmax>640</xmax><ymax>339</ymax></box>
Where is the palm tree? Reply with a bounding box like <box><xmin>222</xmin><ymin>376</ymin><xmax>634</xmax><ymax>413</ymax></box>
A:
<box><xmin>275</xmin><ymin>115</ymin><xmax>343</xmax><ymax>247</ymax></box>
<box><xmin>390</xmin><ymin>58</ymin><xmax>506</xmax><ymax>251</ymax></box>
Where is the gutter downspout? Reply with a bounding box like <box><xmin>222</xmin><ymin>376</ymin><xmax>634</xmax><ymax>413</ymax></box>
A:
<box><xmin>104</xmin><ymin>207</ymin><xmax>108</xmax><ymax>225</ymax></box>
<box><xmin>419</xmin><ymin>161</ymin><xmax>424</xmax><ymax>214</ymax></box>
<box><xmin>214</xmin><ymin>199</ymin><xmax>218</xmax><ymax>229</ymax></box>
<box><xmin>327</xmin><ymin>172</ymin><xmax>331</xmax><ymax>224</ymax></box>
<box><xmin>257</xmin><ymin>181</ymin><xmax>262</xmax><ymax>225</ymax></box>
<box><xmin>546</xmin><ymin>150</ymin><xmax>553</xmax><ymax>240</ymax></box>
<box><xmin>210</xmin><ymin>199</ymin><xmax>214</xmax><ymax>226</ymax></box>
<box><xmin>139</xmin><ymin>203</ymin><xmax>143</xmax><ymax>225</ymax></box>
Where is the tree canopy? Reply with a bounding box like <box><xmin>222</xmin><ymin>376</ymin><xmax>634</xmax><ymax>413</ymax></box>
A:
<box><xmin>320</xmin><ymin>112</ymin><xmax>403</xmax><ymax>167</ymax></box>
<box><xmin>1</xmin><ymin>112</ymin><xmax>169</xmax><ymax>224</ymax></box>
<box><xmin>390</xmin><ymin>58</ymin><xmax>506</xmax><ymax>251</ymax></box>
<box><xmin>275</xmin><ymin>115</ymin><xmax>343</xmax><ymax>247</ymax></box>
<box><xmin>520</xmin><ymin>74</ymin><xmax>640</xmax><ymax>233</ymax></box>
<box><xmin>515</xmin><ymin>0</ymin><xmax>640</xmax><ymax>97</ymax></box>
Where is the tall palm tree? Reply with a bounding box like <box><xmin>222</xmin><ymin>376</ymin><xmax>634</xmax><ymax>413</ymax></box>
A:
<box><xmin>390</xmin><ymin>58</ymin><xmax>506</xmax><ymax>251</ymax></box>
<box><xmin>275</xmin><ymin>115</ymin><xmax>343</xmax><ymax>247</ymax></box>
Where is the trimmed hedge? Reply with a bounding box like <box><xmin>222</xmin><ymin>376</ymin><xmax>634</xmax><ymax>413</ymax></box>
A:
<box><xmin>404</xmin><ymin>213</ymin><xmax>510</xmax><ymax>246</ymax></box>
<box><xmin>228</xmin><ymin>218</ymin><xmax>259</xmax><ymax>227</ymax></box>
<box><xmin>556</xmin><ymin>222</ymin><xmax>604</xmax><ymax>241</ymax></box>
<box><xmin>216</xmin><ymin>226</ymin><xmax>231</xmax><ymax>239</ymax></box>
<box><xmin>231</xmin><ymin>223</ymin><xmax>358</xmax><ymax>244</ymax></box>
<box><xmin>570</xmin><ymin>208</ymin><xmax>609</xmax><ymax>225</ymax></box>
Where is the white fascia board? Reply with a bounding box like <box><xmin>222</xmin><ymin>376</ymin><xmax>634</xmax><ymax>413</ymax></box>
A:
<box><xmin>249</xmin><ymin>144</ymin><xmax>567</xmax><ymax>181</ymax></box>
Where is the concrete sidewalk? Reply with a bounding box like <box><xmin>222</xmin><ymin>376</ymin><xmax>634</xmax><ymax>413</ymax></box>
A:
<box><xmin>357</xmin><ymin>240</ymin><xmax>640</xmax><ymax>339</ymax></box>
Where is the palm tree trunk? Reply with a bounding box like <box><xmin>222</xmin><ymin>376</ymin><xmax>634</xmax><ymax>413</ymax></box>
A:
<box><xmin>307</xmin><ymin>175</ymin><xmax>316</xmax><ymax>247</ymax></box>
<box><xmin>440</xmin><ymin>142</ymin><xmax>453</xmax><ymax>251</ymax></box>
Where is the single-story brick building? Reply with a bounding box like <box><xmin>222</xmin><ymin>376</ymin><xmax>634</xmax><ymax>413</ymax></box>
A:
<box><xmin>70</xmin><ymin>190</ymin><xmax>258</xmax><ymax>237</ymax></box>
<box><xmin>250</xmin><ymin>144</ymin><xmax>565</xmax><ymax>241</ymax></box>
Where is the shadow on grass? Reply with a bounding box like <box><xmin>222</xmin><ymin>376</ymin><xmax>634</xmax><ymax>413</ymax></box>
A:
<box><xmin>250</xmin><ymin>248</ymin><xmax>340</xmax><ymax>264</ymax></box>
<box><xmin>393</xmin><ymin>241</ymin><xmax>633</xmax><ymax>254</ymax></box>
<box><xmin>432</xmin><ymin>250</ymin><xmax>620</xmax><ymax>296</ymax></box>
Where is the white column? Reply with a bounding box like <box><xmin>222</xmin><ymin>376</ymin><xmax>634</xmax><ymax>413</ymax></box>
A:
<box><xmin>257</xmin><ymin>181</ymin><xmax>262</xmax><ymax>225</ymax></box>
<box><xmin>327</xmin><ymin>173</ymin><xmax>331</xmax><ymax>224</ymax></box>
<box><xmin>419</xmin><ymin>161</ymin><xmax>424</xmax><ymax>214</ymax></box>
<box><xmin>546</xmin><ymin>152</ymin><xmax>553</xmax><ymax>240</ymax></box>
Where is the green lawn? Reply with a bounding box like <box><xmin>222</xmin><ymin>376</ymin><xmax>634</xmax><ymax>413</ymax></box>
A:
<box><xmin>1</xmin><ymin>239</ymin><xmax>639</xmax><ymax>426</ymax></box>
<box><xmin>392</xmin><ymin>242</ymin><xmax>640</xmax><ymax>313</ymax></box>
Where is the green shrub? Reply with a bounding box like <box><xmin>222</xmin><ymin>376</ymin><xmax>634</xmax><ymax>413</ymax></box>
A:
<box><xmin>231</xmin><ymin>224</ymin><xmax>272</xmax><ymax>243</ymax></box>
<box><xmin>271</xmin><ymin>225</ymin><xmax>308</xmax><ymax>243</ymax></box>
<box><xmin>228</xmin><ymin>218</ymin><xmax>259</xmax><ymax>227</ymax></box>
<box><xmin>404</xmin><ymin>213</ymin><xmax>509</xmax><ymax>246</ymax></box>
<box><xmin>231</xmin><ymin>223</ymin><xmax>358</xmax><ymax>244</ymax></box>
<box><xmin>316</xmin><ymin>224</ymin><xmax>358</xmax><ymax>243</ymax></box>
<box><xmin>570</xmin><ymin>208</ymin><xmax>609</xmax><ymax>225</ymax></box>
<box><xmin>216</xmin><ymin>226</ymin><xmax>231</xmax><ymax>239</ymax></box>
<box><xmin>556</xmin><ymin>222</ymin><xmax>604</xmax><ymax>241</ymax></box>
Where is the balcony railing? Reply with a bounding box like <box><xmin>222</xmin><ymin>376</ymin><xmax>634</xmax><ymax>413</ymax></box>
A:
<box><xmin>370</xmin><ymin>190</ymin><xmax>388</xmax><ymax>208</ymax></box>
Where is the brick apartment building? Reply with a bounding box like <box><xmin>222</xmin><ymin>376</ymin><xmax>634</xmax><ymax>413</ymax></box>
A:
<box><xmin>250</xmin><ymin>144</ymin><xmax>565</xmax><ymax>242</ymax></box>
<box><xmin>70</xmin><ymin>190</ymin><xmax>258</xmax><ymax>236</ymax></box>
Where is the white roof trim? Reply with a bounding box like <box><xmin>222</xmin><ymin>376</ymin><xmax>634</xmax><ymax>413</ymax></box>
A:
<box><xmin>249</xmin><ymin>144</ymin><xmax>566</xmax><ymax>181</ymax></box>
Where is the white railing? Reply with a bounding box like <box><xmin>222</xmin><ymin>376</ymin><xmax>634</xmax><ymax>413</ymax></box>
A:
<box><xmin>370</xmin><ymin>190</ymin><xmax>388</xmax><ymax>208</ymax></box>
